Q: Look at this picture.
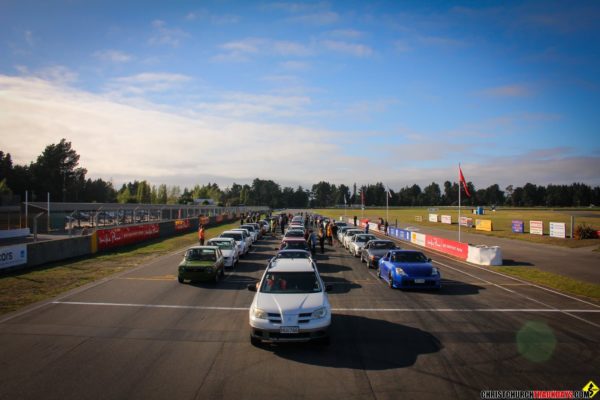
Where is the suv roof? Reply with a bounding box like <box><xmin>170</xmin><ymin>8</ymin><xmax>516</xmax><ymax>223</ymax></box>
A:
<box><xmin>268</xmin><ymin>258</ymin><xmax>316</xmax><ymax>272</ymax></box>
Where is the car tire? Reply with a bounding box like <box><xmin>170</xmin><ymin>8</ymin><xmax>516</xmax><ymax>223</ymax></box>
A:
<box><xmin>376</xmin><ymin>267</ymin><xmax>381</xmax><ymax>278</ymax></box>
<box><xmin>388</xmin><ymin>274</ymin><xmax>394</xmax><ymax>289</ymax></box>
<box><xmin>178</xmin><ymin>277</ymin><xmax>184</xmax><ymax>283</ymax></box>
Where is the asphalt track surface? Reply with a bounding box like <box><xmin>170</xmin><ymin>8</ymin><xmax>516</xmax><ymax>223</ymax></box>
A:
<box><xmin>1</xmin><ymin>229</ymin><xmax>599</xmax><ymax>400</ymax></box>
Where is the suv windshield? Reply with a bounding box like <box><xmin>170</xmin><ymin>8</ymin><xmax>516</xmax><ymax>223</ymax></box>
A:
<box><xmin>221</xmin><ymin>233</ymin><xmax>242</xmax><ymax>241</ymax></box>
<box><xmin>276</xmin><ymin>251</ymin><xmax>310</xmax><ymax>259</ymax></box>
<box><xmin>260</xmin><ymin>271</ymin><xmax>321</xmax><ymax>293</ymax></box>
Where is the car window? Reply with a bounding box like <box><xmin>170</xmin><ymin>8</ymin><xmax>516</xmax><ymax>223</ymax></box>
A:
<box><xmin>372</xmin><ymin>241</ymin><xmax>395</xmax><ymax>249</ymax></box>
<box><xmin>209</xmin><ymin>240</ymin><xmax>233</xmax><ymax>249</ymax></box>
<box><xmin>260</xmin><ymin>272</ymin><xmax>321</xmax><ymax>293</ymax></box>
<box><xmin>221</xmin><ymin>233</ymin><xmax>242</xmax><ymax>241</ymax></box>
<box><xmin>186</xmin><ymin>249</ymin><xmax>216</xmax><ymax>261</ymax></box>
<box><xmin>392</xmin><ymin>252</ymin><xmax>428</xmax><ymax>263</ymax></box>
<box><xmin>276</xmin><ymin>251</ymin><xmax>310</xmax><ymax>259</ymax></box>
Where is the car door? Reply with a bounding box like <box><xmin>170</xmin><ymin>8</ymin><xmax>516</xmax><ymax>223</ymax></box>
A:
<box><xmin>380</xmin><ymin>251</ymin><xmax>392</xmax><ymax>279</ymax></box>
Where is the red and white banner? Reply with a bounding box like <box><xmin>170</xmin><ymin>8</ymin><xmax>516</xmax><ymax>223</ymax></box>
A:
<box><xmin>425</xmin><ymin>235</ymin><xmax>469</xmax><ymax>260</ymax></box>
<box><xmin>97</xmin><ymin>224</ymin><xmax>160</xmax><ymax>250</ymax></box>
<box><xmin>530</xmin><ymin>220</ymin><xmax>543</xmax><ymax>235</ymax></box>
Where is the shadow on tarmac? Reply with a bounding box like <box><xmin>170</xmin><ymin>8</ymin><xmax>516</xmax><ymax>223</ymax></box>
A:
<box><xmin>501</xmin><ymin>259</ymin><xmax>535</xmax><ymax>267</ymax></box>
<box><xmin>265</xmin><ymin>313</ymin><xmax>442</xmax><ymax>370</ymax></box>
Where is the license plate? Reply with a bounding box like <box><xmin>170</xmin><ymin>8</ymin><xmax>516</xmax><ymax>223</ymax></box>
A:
<box><xmin>280</xmin><ymin>326</ymin><xmax>299</xmax><ymax>334</ymax></box>
<box><xmin>414</xmin><ymin>279</ymin><xmax>425</xmax><ymax>284</ymax></box>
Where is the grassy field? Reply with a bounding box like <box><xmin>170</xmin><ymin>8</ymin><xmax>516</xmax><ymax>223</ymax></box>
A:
<box><xmin>311</xmin><ymin>207</ymin><xmax>600</xmax><ymax>249</ymax></box>
<box><xmin>0</xmin><ymin>221</ymin><xmax>240</xmax><ymax>316</ymax></box>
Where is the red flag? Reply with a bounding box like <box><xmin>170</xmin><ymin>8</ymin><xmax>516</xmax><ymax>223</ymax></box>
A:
<box><xmin>459</xmin><ymin>166</ymin><xmax>471</xmax><ymax>198</ymax></box>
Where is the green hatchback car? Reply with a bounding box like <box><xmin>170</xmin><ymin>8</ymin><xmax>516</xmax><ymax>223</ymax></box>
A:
<box><xmin>178</xmin><ymin>246</ymin><xmax>225</xmax><ymax>283</ymax></box>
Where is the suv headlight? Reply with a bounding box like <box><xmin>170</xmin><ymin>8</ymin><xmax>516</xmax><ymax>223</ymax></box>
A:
<box><xmin>311</xmin><ymin>307</ymin><xmax>327</xmax><ymax>319</ymax></box>
<box><xmin>252</xmin><ymin>307</ymin><xmax>268</xmax><ymax>319</ymax></box>
<box><xmin>395</xmin><ymin>267</ymin><xmax>406</xmax><ymax>276</ymax></box>
<box><xmin>431</xmin><ymin>267</ymin><xmax>439</xmax><ymax>276</ymax></box>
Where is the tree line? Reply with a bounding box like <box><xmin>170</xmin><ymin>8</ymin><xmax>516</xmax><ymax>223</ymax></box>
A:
<box><xmin>1</xmin><ymin>139</ymin><xmax>599</xmax><ymax>208</ymax></box>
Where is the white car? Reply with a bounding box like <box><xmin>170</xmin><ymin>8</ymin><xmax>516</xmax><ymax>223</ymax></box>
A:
<box><xmin>207</xmin><ymin>237</ymin><xmax>239</xmax><ymax>268</ymax></box>
<box><xmin>240</xmin><ymin>224</ymin><xmax>259</xmax><ymax>242</ymax></box>
<box><xmin>343</xmin><ymin>229</ymin><xmax>364</xmax><ymax>249</ymax></box>
<box><xmin>348</xmin><ymin>234</ymin><xmax>378</xmax><ymax>257</ymax></box>
<box><xmin>220</xmin><ymin>230</ymin><xmax>248</xmax><ymax>256</ymax></box>
<box><xmin>231</xmin><ymin>228</ymin><xmax>253</xmax><ymax>249</ymax></box>
<box><xmin>248</xmin><ymin>258</ymin><xmax>331</xmax><ymax>345</ymax></box>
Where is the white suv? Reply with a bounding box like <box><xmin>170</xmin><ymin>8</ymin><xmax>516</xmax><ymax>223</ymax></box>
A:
<box><xmin>248</xmin><ymin>258</ymin><xmax>331</xmax><ymax>345</ymax></box>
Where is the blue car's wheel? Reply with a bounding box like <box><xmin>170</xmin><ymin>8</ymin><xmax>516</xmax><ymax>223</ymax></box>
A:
<box><xmin>376</xmin><ymin>267</ymin><xmax>381</xmax><ymax>278</ymax></box>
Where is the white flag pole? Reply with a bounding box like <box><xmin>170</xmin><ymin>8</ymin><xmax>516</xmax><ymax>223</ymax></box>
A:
<box><xmin>386</xmin><ymin>187</ymin><xmax>389</xmax><ymax>224</ymax></box>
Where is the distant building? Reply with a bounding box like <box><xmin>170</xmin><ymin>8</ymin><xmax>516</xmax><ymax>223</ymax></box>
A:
<box><xmin>193</xmin><ymin>198</ymin><xmax>215</xmax><ymax>206</ymax></box>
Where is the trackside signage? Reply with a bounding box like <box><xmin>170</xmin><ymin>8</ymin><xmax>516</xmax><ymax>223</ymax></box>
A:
<box><xmin>512</xmin><ymin>220</ymin><xmax>524</xmax><ymax>233</ymax></box>
<box><xmin>175</xmin><ymin>219</ymin><xmax>191</xmax><ymax>231</ymax></box>
<box><xmin>459</xmin><ymin>216</ymin><xmax>473</xmax><ymax>227</ymax></box>
<box><xmin>0</xmin><ymin>244</ymin><xmax>27</xmax><ymax>269</ymax></box>
<box><xmin>97</xmin><ymin>224</ymin><xmax>160</xmax><ymax>250</ymax></box>
<box><xmin>549</xmin><ymin>222</ymin><xmax>566</xmax><ymax>238</ymax></box>
<box><xmin>428</xmin><ymin>214</ymin><xmax>438</xmax><ymax>223</ymax></box>
<box><xmin>411</xmin><ymin>232</ymin><xmax>426</xmax><ymax>247</ymax></box>
<box><xmin>425</xmin><ymin>235</ymin><xmax>468</xmax><ymax>260</ymax></box>
<box><xmin>441</xmin><ymin>215</ymin><xmax>452</xmax><ymax>224</ymax></box>
<box><xmin>475</xmin><ymin>219</ymin><xmax>493</xmax><ymax>232</ymax></box>
<box><xmin>530</xmin><ymin>220</ymin><xmax>543</xmax><ymax>235</ymax></box>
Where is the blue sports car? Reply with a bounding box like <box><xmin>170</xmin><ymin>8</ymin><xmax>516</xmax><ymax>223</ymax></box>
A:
<box><xmin>377</xmin><ymin>250</ymin><xmax>441</xmax><ymax>289</ymax></box>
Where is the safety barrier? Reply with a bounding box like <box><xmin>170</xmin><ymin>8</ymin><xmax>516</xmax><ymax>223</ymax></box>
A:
<box><xmin>346</xmin><ymin>217</ymin><xmax>502</xmax><ymax>266</ymax></box>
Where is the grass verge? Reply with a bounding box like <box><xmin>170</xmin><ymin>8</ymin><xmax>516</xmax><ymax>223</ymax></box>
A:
<box><xmin>0</xmin><ymin>221</ymin><xmax>240</xmax><ymax>315</ymax></box>
<box><xmin>494</xmin><ymin>266</ymin><xmax>600</xmax><ymax>302</ymax></box>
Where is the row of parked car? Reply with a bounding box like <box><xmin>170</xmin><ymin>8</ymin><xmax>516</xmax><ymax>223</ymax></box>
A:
<box><xmin>337</xmin><ymin>225</ymin><xmax>442</xmax><ymax>290</ymax></box>
<box><xmin>177</xmin><ymin>220</ymin><xmax>271</xmax><ymax>283</ymax></box>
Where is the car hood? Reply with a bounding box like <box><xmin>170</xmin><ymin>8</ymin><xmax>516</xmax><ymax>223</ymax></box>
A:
<box><xmin>369</xmin><ymin>249</ymin><xmax>391</xmax><ymax>257</ymax></box>
<box><xmin>256</xmin><ymin>292</ymin><xmax>326</xmax><ymax>314</ymax></box>
<box><xmin>180</xmin><ymin>260</ymin><xmax>214</xmax><ymax>267</ymax></box>
<box><xmin>394</xmin><ymin>262</ymin><xmax>434</xmax><ymax>276</ymax></box>
<box><xmin>220</xmin><ymin>249</ymin><xmax>234</xmax><ymax>257</ymax></box>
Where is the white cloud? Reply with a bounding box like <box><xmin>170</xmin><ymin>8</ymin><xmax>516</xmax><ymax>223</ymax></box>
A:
<box><xmin>321</xmin><ymin>40</ymin><xmax>373</xmax><ymax>57</ymax></box>
<box><xmin>212</xmin><ymin>38</ymin><xmax>312</xmax><ymax>62</ymax></box>
<box><xmin>93</xmin><ymin>49</ymin><xmax>134</xmax><ymax>63</ymax></box>
<box><xmin>330</xmin><ymin>29</ymin><xmax>364</xmax><ymax>39</ymax></box>
<box><xmin>148</xmin><ymin>20</ymin><xmax>189</xmax><ymax>47</ymax></box>
<box><xmin>24</xmin><ymin>30</ymin><xmax>34</xmax><ymax>47</ymax></box>
<box><xmin>279</xmin><ymin>60</ymin><xmax>311</xmax><ymax>71</ymax></box>
<box><xmin>105</xmin><ymin>72</ymin><xmax>192</xmax><ymax>96</ymax></box>
<box><xmin>0</xmin><ymin>74</ymin><xmax>350</xmax><ymax>187</ymax></box>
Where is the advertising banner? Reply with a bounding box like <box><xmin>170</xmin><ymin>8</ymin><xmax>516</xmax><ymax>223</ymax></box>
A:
<box><xmin>0</xmin><ymin>244</ymin><xmax>27</xmax><ymax>269</ymax></box>
<box><xmin>530</xmin><ymin>221</ymin><xmax>543</xmax><ymax>235</ymax></box>
<box><xmin>396</xmin><ymin>229</ymin><xmax>412</xmax><ymax>242</ymax></box>
<box><xmin>175</xmin><ymin>219</ymin><xmax>191</xmax><ymax>231</ymax></box>
<box><xmin>428</xmin><ymin>214</ymin><xmax>438</xmax><ymax>223</ymax></box>
<box><xmin>425</xmin><ymin>235</ymin><xmax>469</xmax><ymax>260</ymax></box>
<box><xmin>97</xmin><ymin>224</ymin><xmax>160</xmax><ymax>250</ymax></box>
<box><xmin>415</xmin><ymin>216</ymin><xmax>423</xmax><ymax>222</ymax></box>
<box><xmin>411</xmin><ymin>232</ymin><xmax>426</xmax><ymax>247</ymax></box>
<box><xmin>512</xmin><ymin>220</ymin><xmax>524</xmax><ymax>233</ymax></box>
<box><xmin>549</xmin><ymin>222</ymin><xmax>566</xmax><ymax>238</ymax></box>
<box><xmin>475</xmin><ymin>219</ymin><xmax>493</xmax><ymax>232</ymax></box>
<box><xmin>441</xmin><ymin>215</ymin><xmax>452</xmax><ymax>224</ymax></box>
<box><xmin>459</xmin><ymin>216</ymin><xmax>473</xmax><ymax>227</ymax></box>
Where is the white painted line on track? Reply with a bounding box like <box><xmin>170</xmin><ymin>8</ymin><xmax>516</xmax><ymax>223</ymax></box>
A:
<box><xmin>372</xmin><ymin>231</ymin><xmax>600</xmax><ymax>309</ymax></box>
<box><xmin>50</xmin><ymin>301</ymin><xmax>600</xmax><ymax>314</ymax></box>
<box><xmin>433</xmin><ymin>259</ymin><xmax>600</xmax><ymax>329</ymax></box>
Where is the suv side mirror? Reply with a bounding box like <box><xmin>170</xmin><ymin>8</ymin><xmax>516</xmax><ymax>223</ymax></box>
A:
<box><xmin>325</xmin><ymin>285</ymin><xmax>333</xmax><ymax>292</ymax></box>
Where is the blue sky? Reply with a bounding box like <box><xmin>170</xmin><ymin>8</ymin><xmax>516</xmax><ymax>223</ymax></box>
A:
<box><xmin>1</xmin><ymin>0</ymin><xmax>599</xmax><ymax>191</ymax></box>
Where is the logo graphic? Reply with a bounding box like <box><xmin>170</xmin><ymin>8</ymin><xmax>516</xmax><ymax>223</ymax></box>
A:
<box><xmin>584</xmin><ymin>381</ymin><xmax>599</xmax><ymax>399</ymax></box>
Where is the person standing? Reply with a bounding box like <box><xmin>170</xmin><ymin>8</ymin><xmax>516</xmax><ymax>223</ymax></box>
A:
<box><xmin>353</xmin><ymin>215</ymin><xmax>357</xmax><ymax>226</ymax></box>
<box><xmin>384</xmin><ymin>220</ymin><xmax>389</xmax><ymax>235</ymax></box>
<box><xmin>318</xmin><ymin>227</ymin><xmax>325</xmax><ymax>254</ymax></box>
<box><xmin>198</xmin><ymin>224</ymin><xmax>206</xmax><ymax>245</ymax></box>
<box><xmin>307</xmin><ymin>229</ymin><xmax>317</xmax><ymax>255</ymax></box>
<box><xmin>326</xmin><ymin>222</ymin><xmax>333</xmax><ymax>246</ymax></box>
<box><xmin>365</xmin><ymin>221</ymin><xmax>369</xmax><ymax>234</ymax></box>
